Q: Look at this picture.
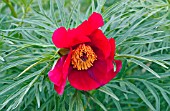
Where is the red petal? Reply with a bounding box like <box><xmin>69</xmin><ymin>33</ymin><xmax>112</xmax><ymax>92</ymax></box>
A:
<box><xmin>68</xmin><ymin>69</ymin><xmax>100</xmax><ymax>91</ymax></box>
<box><xmin>52</xmin><ymin>27</ymin><xmax>91</xmax><ymax>48</ymax></box>
<box><xmin>104</xmin><ymin>60</ymin><xmax>122</xmax><ymax>83</ymax></box>
<box><xmin>76</xmin><ymin>20</ymin><xmax>92</xmax><ymax>36</ymax></box>
<box><xmin>87</xmin><ymin>60</ymin><xmax>108</xmax><ymax>85</ymax></box>
<box><xmin>105</xmin><ymin>38</ymin><xmax>116</xmax><ymax>71</ymax></box>
<box><xmin>68</xmin><ymin>59</ymin><xmax>108</xmax><ymax>91</ymax></box>
<box><xmin>52</xmin><ymin>27</ymin><xmax>67</xmax><ymax>48</ymax></box>
<box><xmin>48</xmin><ymin>52</ymin><xmax>71</xmax><ymax>95</ymax></box>
<box><xmin>90</xmin><ymin>29</ymin><xmax>111</xmax><ymax>59</ymax></box>
<box><xmin>88</xmin><ymin>59</ymin><xmax>122</xmax><ymax>86</ymax></box>
<box><xmin>68</xmin><ymin>59</ymin><xmax>122</xmax><ymax>91</ymax></box>
<box><xmin>54</xmin><ymin>80</ymin><xmax>66</xmax><ymax>95</ymax></box>
<box><xmin>77</xmin><ymin>12</ymin><xmax>104</xmax><ymax>36</ymax></box>
<box><xmin>114</xmin><ymin>60</ymin><xmax>122</xmax><ymax>74</ymax></box>
<box><xmin>48</xmin><ymin>56</ymin><xmax>67</xmax><ymax>86</ymax></box>
<box><xmin>106</xmin><ymin>58</ymin><xmax>114</xmax><ymax>72</ymax></box>
<box><xmin>88</xmin><ymin>12</ymin><xmax>104</xmax><ymax>30</ymax></box>
<box><xmin>62</xmin><ymin>49</ymin><xmax>72</xmax><ymax>78</ymax></box>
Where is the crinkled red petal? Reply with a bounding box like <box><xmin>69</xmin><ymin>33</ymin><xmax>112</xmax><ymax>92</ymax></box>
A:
<box><xmin>77</xmin><ymin>12</ymin><xmax>104</xmax><ymax>36</ymax></box>
<box><xmin>68</xmin><ymin>69</ymin><xmax>100</xmax><ymax>91</ymax></box>
<box><xmin>68</xmin><ymin>58</ymin><xmax>122</xmax><ymax>91</ymax></box>
<box><xmin>52</xmin><ymin>27</ymin><xmax>91</xmax><ymax>48</ymax></box>
<box><xmin>68</xmin><ymin>59</ymin><xmax>107</xmax><ymax>91</ymax></box>
<box><xmin>54</xmin><ymin>81</ymin><xmax>66</xmax><ymax>95</ymax></box>
<box><xmin>106</xmin><ymin>38</ymin><xmax>116</xmax><ymax>71</ymax></box>
<box><xmin>62</xmin><ymin>48</ymin><xmax>72</xmax><ymax>78</ymax></box>
<box><xmin>90</xmin><ymin>29</ymin><xmax>111</xmax><ymax>59</ymax></box>
<box><xmin>114</xmin><ymin>60</ymin><xmax>122</xmax><ymax>74</ymax></box>
<box><xmin>103</xmin><ymin>60</ymin><xmax>122</xmax><ymax>84</ymax></box>
<box><xmin>48</xmin><ymin>56</ymin><xmax>67</xmax><ymax>86</ymax></box>
<box><xmin>88</xmin><ymin>12</ymin><xmax>104</xmax><ymax>30</ymax></box>
<box><xmin>48</xmin><ymin>51</ymin><xmax>72</xmax><ymax>95</ymax></box>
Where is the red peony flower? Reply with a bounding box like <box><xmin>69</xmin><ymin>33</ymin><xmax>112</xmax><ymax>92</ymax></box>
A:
<box><xmin>48</xmin><ymin>12</ymin><xmax>122</xmax><ymax>95</ymax></box>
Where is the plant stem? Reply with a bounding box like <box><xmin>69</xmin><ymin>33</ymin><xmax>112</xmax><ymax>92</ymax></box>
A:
<box><xmin>3</xmin><ymin>0</ymin><xmax>17</xmax><ymax>18</ymax></box>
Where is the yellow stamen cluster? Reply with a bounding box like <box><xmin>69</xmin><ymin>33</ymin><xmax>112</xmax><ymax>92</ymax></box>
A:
<box><xmin>71</xmin><ymin>44</ymin><xmax>97</xmax><ymax>70</ymax></box>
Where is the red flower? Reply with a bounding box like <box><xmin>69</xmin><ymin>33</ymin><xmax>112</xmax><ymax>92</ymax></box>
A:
<box><xmin>48</xmin><ymin>12</ymin><xmax>122</xmax><ymax>95</ymax></box>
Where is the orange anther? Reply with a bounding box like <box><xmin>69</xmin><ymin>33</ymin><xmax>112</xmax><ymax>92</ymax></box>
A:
<box><xmin>71</xmin><ymin>44</ymin><xmax>97</xmax><ymax>70</ymax></box>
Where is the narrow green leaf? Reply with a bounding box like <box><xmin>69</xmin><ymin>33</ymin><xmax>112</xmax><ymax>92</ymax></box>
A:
<box><xmin>117</xmin><ymin>8</ymin><xmax>163</xmax><ymax>45</ymax></box>
<box><xmin>99</xmin><ymin>86</ymin><xmax>119</xmax><ymax>101</ymax></box>
<box><xmin>96</xmin><ymin>0</ymin><xmax>106</xmax><ymax>13</ymax></box>
<box><xmin>102</xmin><ymin>16</ymin><xmax>114</xmax><ymax>32</ymax></box>
<box><xmin>2</xmin><ymin>27</ymin><xmax>49</xmax><ymax>32</ymax></box>
<box><xmin>50</xmin><ymin>0</ymin><xmax>58</xmax><ymax>27</ymax></box>
<box><xmin>37</xmin><ymin>95</ymin><xmax>54</xmax><ymax>111</ymax></box>
<box><xmin>38</xmin><ymin>0</ymin><xmax>45</xmax><ymax>15</ymax></box>
<box><xmin>0</xmin><ymin>86</ymin><xmax>26</xmax><ymax>110</ymax></box>
<box><xmin>66</xmin><ymin>0</ymin><xmax>79</xmax><ymax>28</ymax></box>
<box><xmin>107</xmin><ymin>84</ymin><xmax>133</xmax><ymax>94</ymax></box>
<box><xmin>55</xmin><ymin>0</ymin><xmax>66</xmax><ymax>26</ymax></box>
<box><xmin>76</xmin><ymin>92</ymin><xmax>84</xmax><ymax>111</ymax></box>
<box><xmin>125</xmin><ymin>81</ymin><xmax>156</xmax><ymax>111</ymax></box>
<box><xmin>3</xmin><ymin>44</ymin><xmax>32</xmax><ymax>57</ymax></box>
<box><xmin>117</xmin><ymin>54</ymin><xmax>168</xmax><ymax>69</ymax></box>
<box><xmin>91</xmin><ymin>0</ymin><xmax>95</xmax><ymax>12</ymax></box>
<box><xmin>142</xmin><ymin>81</ymin><xmax>160</xmax><ymax>111</ymax></box>
<box><xmin>160</xmin><ymin>90</ymin><xmax>170</xmax><ymax>106</ymax></box>
<box><xmin>0</xmin><ymin>56</ymin><xmax>5</xmax><ymax>61</ymax></box>
<box><xmin>16</xmin><ymin>60</ymin><xmax>42</xmax><ymax>78</ymax></box>
<box><xmin>0</xmin><ymin>58</ymin><xmax>39</xmax><ymax>72</ymax></box>
<box><xmin>35</xmin><ymin>84</ymin><xmax>41</xmax><ymax>108</ymax></box>
<box><xmin>88</xmin><ymin>94</ymin><xmax>107</xmax><ymax>111</ymax></box>
<box><xmin>12</xmin><ymin>18</ymin><xmax>55</xmax><ymax>31</ymax></box>
<box><xmin>113</xmin><ymin>98</ymin><xmax>122</xmax><ymax>111</ymax></box>
<box><xmin>68</xmin><ymin>91</ymin><xmax>77</xmax><ymax>111</ymax></box>
<box><xmin>130</xmin><ymin>58</ymin><xmax>160</xmax><ymax>78</ymax></box>
<box><xmin>0</xmin><ymin>66</ymin><xmax>47</xmax><ymax>96</ymax></box>
<box><xmin>140</xmin><ymin>47</ymin><xmax>170</xmax><ymax>56</ymax></box>
<box><xmin>12</xmin><ymin>71</ymin><xmax>43</xmax><ymax>109</ymax></box>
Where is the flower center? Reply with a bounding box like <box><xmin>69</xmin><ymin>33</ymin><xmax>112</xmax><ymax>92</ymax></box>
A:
<box><xmin>71</xmin><ymin>44</ymin><xmax>97</xmax><ymax>70</ymax></box>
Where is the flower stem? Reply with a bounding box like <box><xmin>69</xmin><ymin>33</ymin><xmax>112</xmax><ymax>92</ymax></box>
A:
<box><xmin>2</xmin><ymin>0</ymin><xmax>17</xmax><ymax>18</ymax></box>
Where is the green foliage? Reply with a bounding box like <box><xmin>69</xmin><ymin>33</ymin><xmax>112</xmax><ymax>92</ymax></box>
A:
<box><xmin>0</xmin><ymin>0</ymin><xmax>170</xmax><ymax>111</ymax></box>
